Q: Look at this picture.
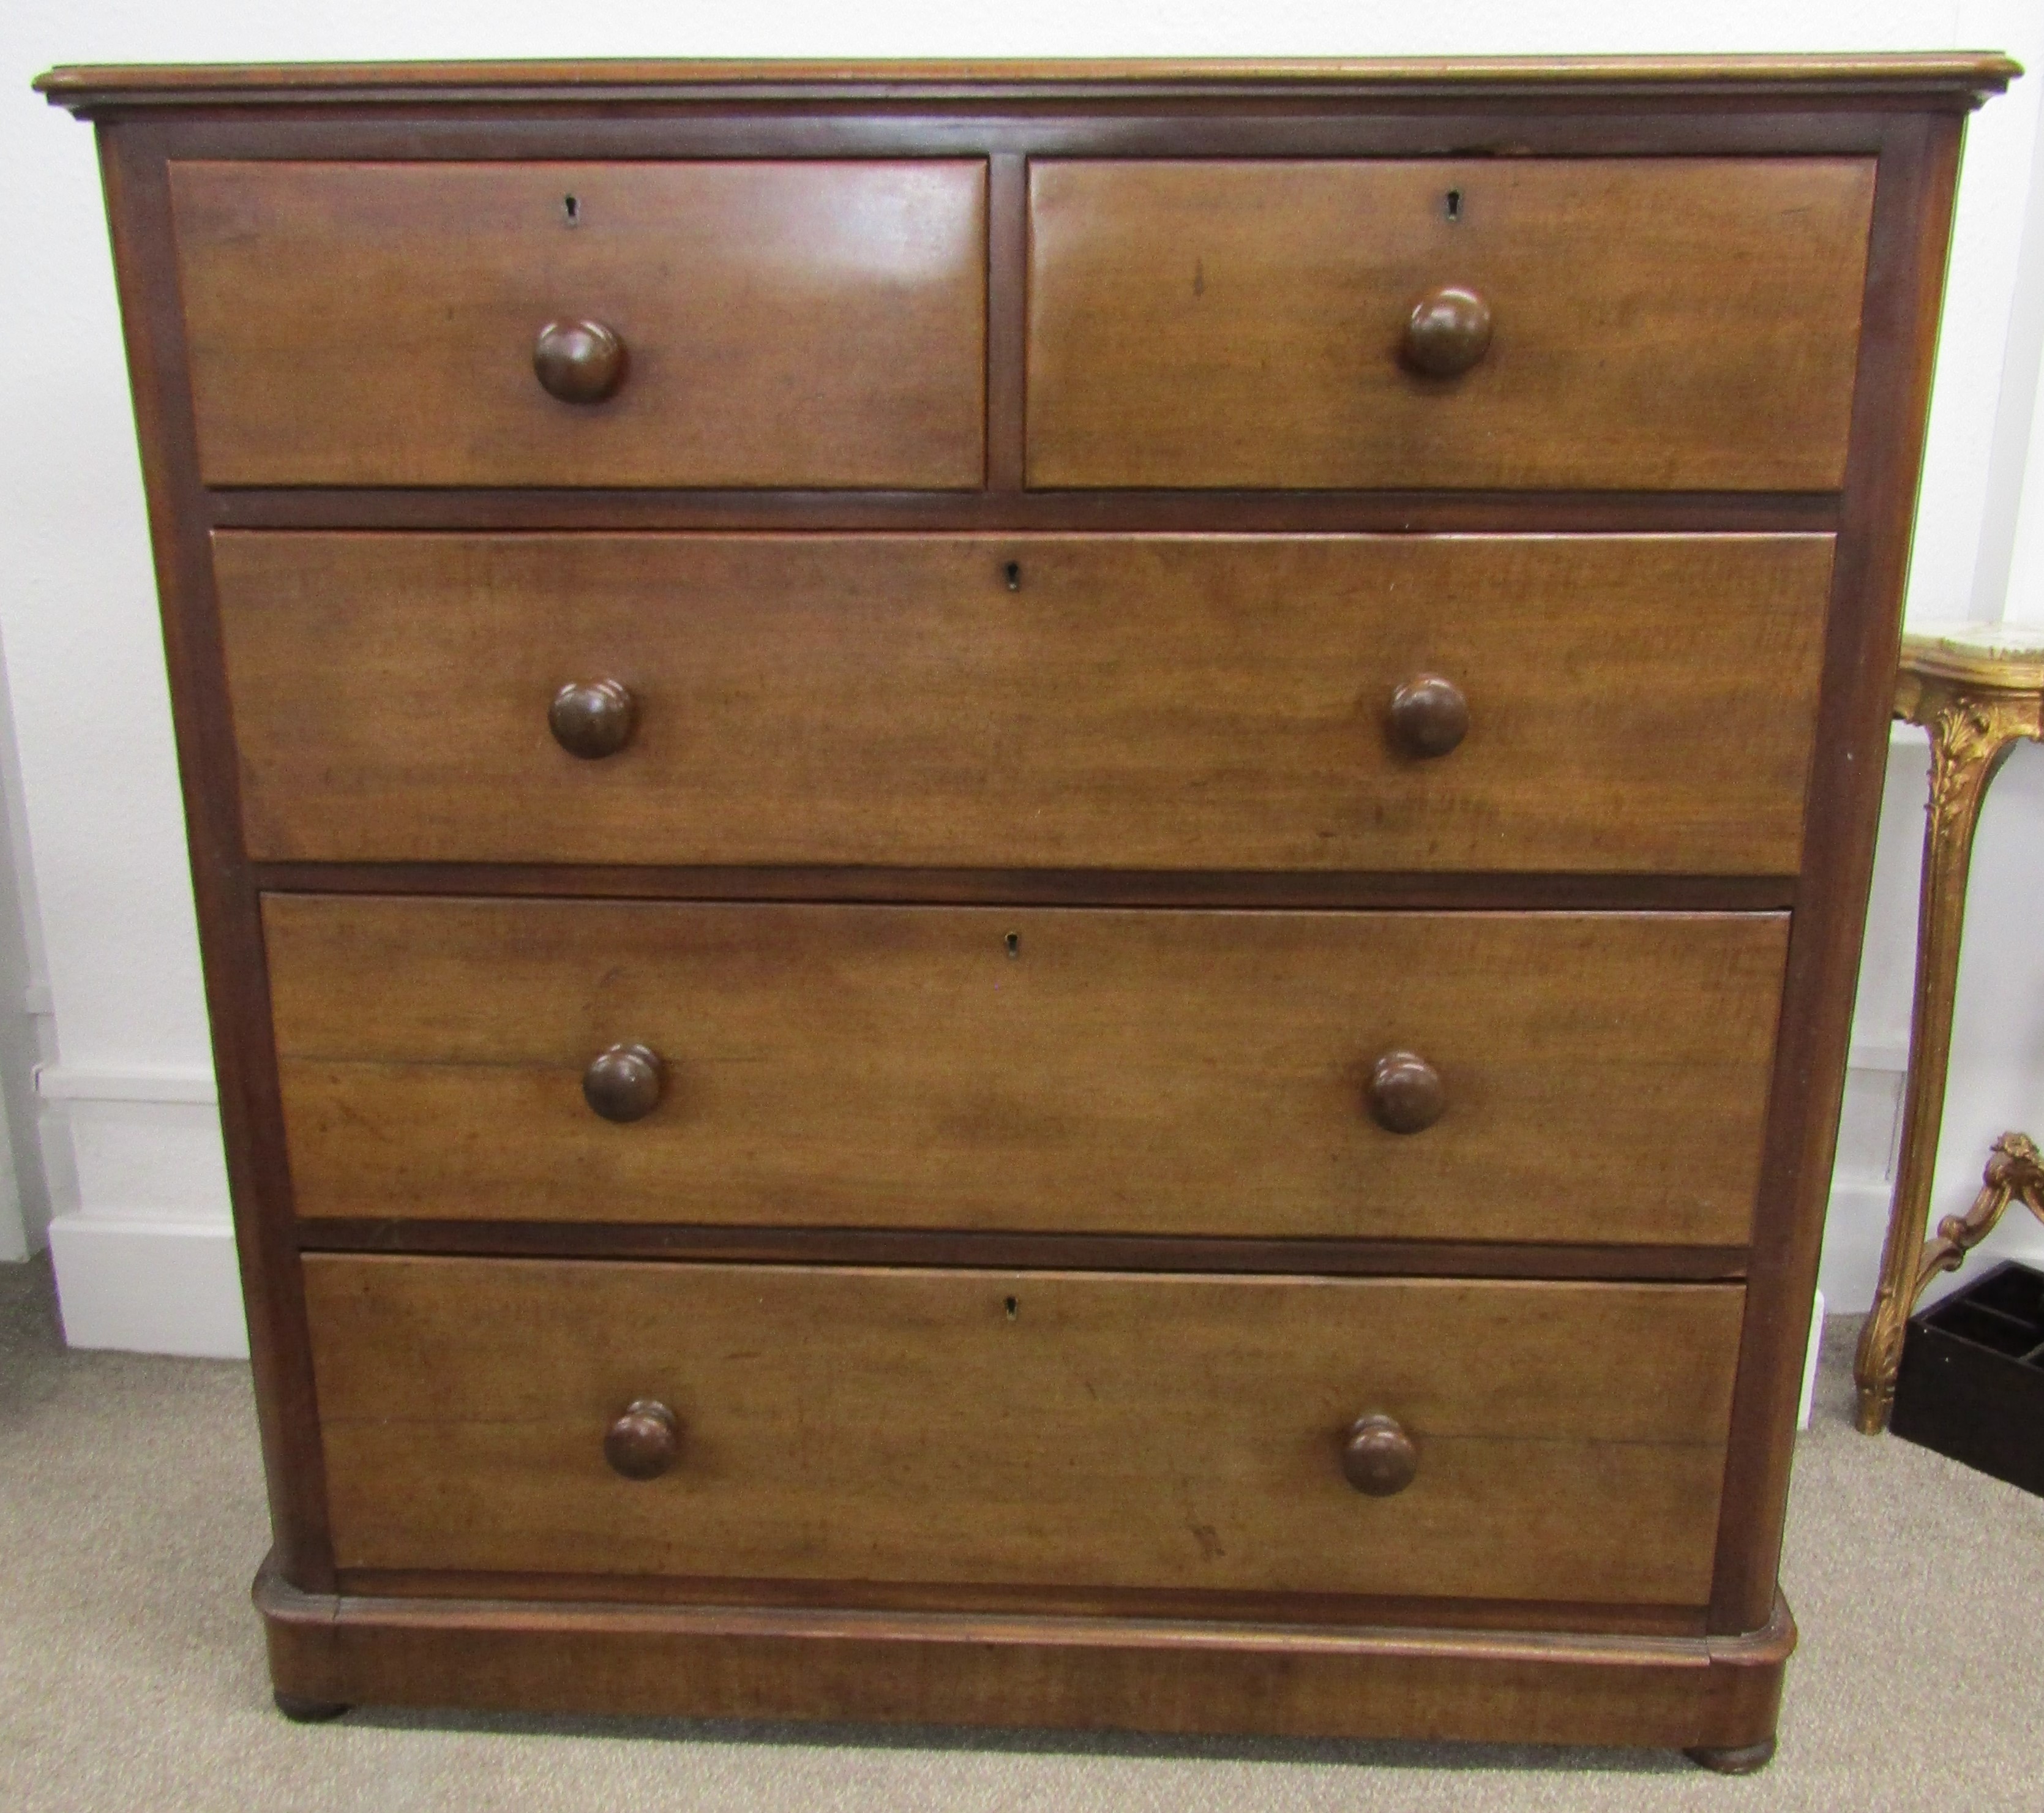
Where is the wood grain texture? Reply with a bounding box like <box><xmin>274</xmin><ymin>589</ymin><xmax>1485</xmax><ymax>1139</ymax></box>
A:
<box><xmin>215</xmin><ymin>532</ymin><xmax>1834</xmax><ymax>875</ymax></box>
<box><xmin>252</xmin><ymin>863</ymin><xmax>1796</xmax><ymax>914</ymax></box>
<box><xmin>266</xmin><ymin>896</ymin><xmax>1787</xmax><ymax>1246</ymax></box>
<box><xmin>302</xmin><ymin>1256</ymin><xmax>1742</xmax><ymax>1606</ymax></box>
<box><xmin>169</xmin><ymin>160</ymin><xmax>987</xmax><ymax>488</ymax></box>
<box><xmin>259</xmin><ymin>1560</ymin><xmax>1795</xmax><ymax>1746</ymax></box>
<box><xmin>985</xmin><ymin>152</ymin><xmax>1028</xmax><ymax>492</ymax></box>
<box><xmin>93</xmin><ymin>122</ymin><xmax>338</xmax><ymax>1592</ymax></box>
<box><xmin>329</xmin><ymin>1567</ymin><xmax>1712</xmax><ymax>1635</ymax></box>
<box><xmin>39</xmin><ymin>53</ymin><xmax>2020</xmax><ymax>109</ymax></box>
<box><xmin>1027</xmin><ymin>160</ymin><xmax>1874</xmax><ymax>491</ymax></box>
<box><xmin>298</xmin><ymin>1221</ymin><xmax>1751</xmax><ymax>1282</ymax></box>
<box><xmin>1709</xmin><ymin>113</ymin><xmax>1971</xmax><ymax>1635</ymax></box>
<box><xmin>205</xmin><ymin>488</ymin><xmax>1841</xmax><ymax>535</ymax></box>
<box><xmin>51</xmin><ymin>56</ymin><xmax>1999</xmax><ymax>1747</ymax></box>
<box><xmin>52</xmin><ymin>108</ymin><xmax>1923</xmax><ymax>169</ymax></box>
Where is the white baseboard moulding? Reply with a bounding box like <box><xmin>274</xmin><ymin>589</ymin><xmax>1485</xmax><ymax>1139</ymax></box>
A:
<box><xmin>34</xmin><ymin>1062</ymin><xmax>218</xmax><ymax>1104</ymax></box>
<box><xmin>45</xmin><ymin>1213</ymin><xmax>248</xmax><ymax>1357</ymax></box>
<box><xmin>1798</xmin><ymin>1293</ymin><xmax>1826</xmax><ymax>1431</ymax></box>
<box><xmin>32</xmin><ymin>1059</ymin><xmax>245</xmax><ymax>1357</ymax></box>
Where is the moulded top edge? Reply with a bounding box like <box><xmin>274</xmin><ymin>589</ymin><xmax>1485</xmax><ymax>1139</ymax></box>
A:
<box><xmin>33</xmin><ymin>52</ymin><xmax>2023</xmax><ymax>117</ymax></box>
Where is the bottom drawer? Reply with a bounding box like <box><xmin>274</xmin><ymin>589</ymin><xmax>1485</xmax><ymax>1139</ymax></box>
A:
<box><xmin>304</xmin><ymin>1256</ymin><xmax>1742</xmax><ymax>1609</ymax></box>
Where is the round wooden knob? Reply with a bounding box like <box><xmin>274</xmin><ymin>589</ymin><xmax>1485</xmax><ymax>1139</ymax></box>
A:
<box><xmin>583</xmin><ymin>1043</ymin><xmax>665</xmax><ymax>1123</ymax></box>
<box><xmin>534</xmin><ymin>318</ymin><xmax>627</xmax><ymax>404</ymax></box>
<box><xmin>549</xmin><ymin>678</ymin><xmax>637</xmax><ymax>760</ymax></box>
<box><xmin>604</xmin><ymin>1399</ymin><xmax>679</xmax><ymax>1481</ymax></box>
<box><xmin>1388</xmin><ymin>674</ymin><xmax>1469</xmax><ymax>758</ymax></box>
<box><xmin>1342</xmin><ymin>1413</ymin><xmax>1418</xmax><ymax>1497</ymax></box>
<box><xmin>1401</xmin><ymin>286</ymin><xmax>1492</xmax><ymax>378</ymax></box>
<box><xmin>1366</xmin><ymin>1051</ymin><xmax>1445</xmax><ymax>1134</ymax></box>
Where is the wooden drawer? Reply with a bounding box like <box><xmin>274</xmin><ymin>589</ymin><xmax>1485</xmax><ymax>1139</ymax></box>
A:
<box><xmin>216</xmin><ymin>531</ymin><xmax>1832</xmax><ymax>874</ymax></box>
<box><xmin>168</xmin><ymin>161</ymin><xmax>987</xmax><ymax>487</ymax></box>
<box><xmin>305</xmin><ymin>1255</ymin><xmax>1742</xmax><ymax>1607</ymax></box>
<box><xmin>269</xmin><ymin>896</ymin><xmax>1786</xmax><ymax>1246</ymax></box>
<box><xmin>1027</xmin><ymin>159</ymin><xmax>1874</xmax><ymax>490</ymax></box>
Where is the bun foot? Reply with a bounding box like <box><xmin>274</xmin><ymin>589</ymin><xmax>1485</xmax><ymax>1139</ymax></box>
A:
<box><xmin>274</xmin><ymin>1690</ymin><xmax>350</xmax><ymax>1723</ymax></box>
<box><xmin>1685</xmin><ymin>1738</ymin><xmax>1776</xmax><ymax>1774</ymax></box>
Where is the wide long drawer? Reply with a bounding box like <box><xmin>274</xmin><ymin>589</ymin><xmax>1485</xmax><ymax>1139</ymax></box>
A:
<box><xmin>1027</xmin><ymin>158</ymin><xmax>1874</xmax><ymax>490</ymax></box>
<box><xmin>304</xmin><ymin>1255</ymin><xmax>1743</xmax><ymax>1607</ymax></box>
<box><xmin>169</xmin><ymin>160</ymin><xmax>988</xmax><ymax>488</ymax></box>
<box><xmin>268</xmin><ymin>896</ymin><xmax>1786</xmax><ymax>1246</ymax></box>
<box><xmin>216</xmin><ymin>531</ymin><xmax>1833</xmax><ymax>874</ymax></box>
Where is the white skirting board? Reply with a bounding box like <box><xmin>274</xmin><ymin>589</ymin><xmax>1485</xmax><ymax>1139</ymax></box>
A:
<box><xmin>35</xmin><ymin>1062</ymin><xmax>247</xmax><ymax>1358</ymax></box>
<box><xmin>1800</xmin><ymin>1291</ymin><xmax>1827</xmax><ymax>1431</ymax></box>
<box><xmin>45</xmin><ymin>1214</ymin><xmax>248</xmax><ymax>1358</ymax></box>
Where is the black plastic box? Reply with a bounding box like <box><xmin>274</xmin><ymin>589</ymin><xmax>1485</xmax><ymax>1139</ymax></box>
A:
<box><xmin>1890</xmin><ymin>1260</ymin><xmax>2044</xmax><ymax>1497</ymax></box>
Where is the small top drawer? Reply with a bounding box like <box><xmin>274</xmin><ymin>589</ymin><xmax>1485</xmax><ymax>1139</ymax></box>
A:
<box><xmin>168</xmin><ymin>160</ymin><xmax>988</xmax><ymax>488</ymax></box>
<box><xmin>1027</xmin><ymin>159</ymin><xmax>1874</xmax><ymax>491</ymax></box>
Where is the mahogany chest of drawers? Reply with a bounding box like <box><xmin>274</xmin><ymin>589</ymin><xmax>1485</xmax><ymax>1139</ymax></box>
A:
<box><xmin>40</xmin><ymin>52</ymin><xmax>2015</xmax><ymax>1770</ymax></box>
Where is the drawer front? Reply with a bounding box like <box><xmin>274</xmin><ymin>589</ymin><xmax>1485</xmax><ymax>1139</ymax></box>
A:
<box><xmin>1027</xmin><ymin>159</ymin><xmax>1874</xmax><ymax>490</ymax></box>
<box><xmin>217</xmin><ymin>531</ymin><xmax>1832</xmax><ymax>874</ymax></box>
<box><xmin>305</xmin><ymin>1256</ymin><xmax>1742</xmax><ymax>1606</ymax></box>
<box><xmin>269</xmin><ymin>897</ymin><xmax>1786</xmax><ymax>1246</ymax></box>
<box><xmin>169</xmin><ymin>161</ymin><xmax>987</xmax><ymax>487</ymax></box>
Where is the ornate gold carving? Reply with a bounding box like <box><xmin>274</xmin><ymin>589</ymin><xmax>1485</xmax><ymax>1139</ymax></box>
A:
<box><xmin>1861</xmin><ymin>1132</ymin><xmax>2043</xmax><ymax>1428</ymax></box>
<box><xmin>1915</xmin><ymin>1132</ymin><xmax>2044</xmax><ymax>1293</ymax></box>
<box><xmin>1853</xmin><ymin>642</ymin><xmax>2044</xmax><ymax>1435</ymax></box>
<box><xmin>1924</xmin><ymin>691</ymin><xmax>2031</xmax><ymax>849</ymax></box>
<box><xmin>1900</xmin><ymin>631</ymin><xmax>2044</xmax><ymax>694</ymax></box>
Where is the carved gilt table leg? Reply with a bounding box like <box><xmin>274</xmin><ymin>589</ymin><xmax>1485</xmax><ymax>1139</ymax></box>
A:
<box><xmin>1853</xmin><ymin>631</ymin><xmax>2044</xmax><ymax>1434</ymax></box>
<box><xmin>1914</xmin><ymin>1132</ymin><xmax>2044</xmax><ymax>1284</ymax></box>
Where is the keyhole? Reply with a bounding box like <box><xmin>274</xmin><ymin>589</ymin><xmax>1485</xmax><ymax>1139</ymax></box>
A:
<box><xmin>563</xmin><ymin>193</ymin><xmax>580</xmax><ymax>227</ymax></box>
<box><xmin>1005</xmin><ymin>932</ymin><xmax>1020</xmax><ymax>958</ymax></box>
<box><xmin>1003</xmin><ymin>1296</ymin><xmax>1019</xmax><ymax>1320</ymax></box>
<box><xmin>1003</xmin><ymin>561</ymin><xmax>1022</xmax><ymax>592</ymax></box>
<box><xmin>1443</xmin><ymin>189</ymin><xmax>1462</xmax><ymax>223</ymax></box>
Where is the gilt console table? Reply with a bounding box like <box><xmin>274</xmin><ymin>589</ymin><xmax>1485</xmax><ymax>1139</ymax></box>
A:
<box><xmin>36</xmin><ymin>51</ymin><xmax>2017</xmax><ymax>1773</ymax></box>
<box><xmin>1854</xmin><ymin>626</ymin><xmax>2044</xmax><ymax>1432</ymax></box>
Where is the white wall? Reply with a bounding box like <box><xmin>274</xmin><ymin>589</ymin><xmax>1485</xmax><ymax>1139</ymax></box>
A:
<box><xmin>0</xmin><ymin>631</ymin><xmax>58</xmax><ymax>1264</ymax></box>
<box><xmin>1</xmin><ymin>0</ymin><xmax>2040</xmax><ymax>1353</ymax></box>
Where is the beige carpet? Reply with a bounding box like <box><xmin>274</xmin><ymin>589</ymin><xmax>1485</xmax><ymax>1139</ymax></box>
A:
<box><xmin>2</xmin><ymin>1253</ymin><xmax>2039</xmax><ymax>1812</ymax></box>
